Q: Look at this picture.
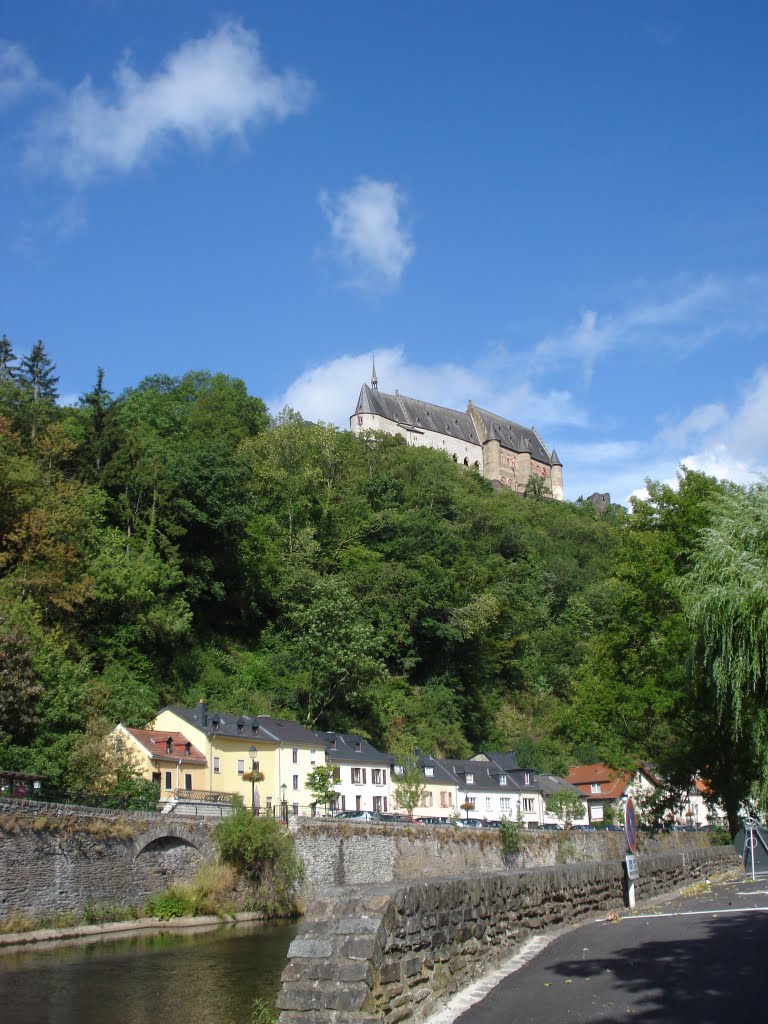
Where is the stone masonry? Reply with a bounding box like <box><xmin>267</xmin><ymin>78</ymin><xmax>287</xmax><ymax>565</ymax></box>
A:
<box><xmin>277</xmin><ymin>844</ymin><xmax>738</xmax><ymax>1024</ymax></box>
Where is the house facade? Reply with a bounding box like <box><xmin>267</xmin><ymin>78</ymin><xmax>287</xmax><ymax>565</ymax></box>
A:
<box><xmin>321</xmin><ymin>732</ymin><xmax>393</xmax><ymax>814</ymax></box>
<box><xmin>109</xmin><ymin>723</ymin><xmax>208</xmax><ymax>800</ymax></box>
<box><xmin>566</xmin><ymin>763</ymin><xmax>661</xmax><ymax>824</ymax></box>
<box><xmin>153</xmin><ymin>701</ymin><xmax>326</xmax><ymax>814</ymax></box>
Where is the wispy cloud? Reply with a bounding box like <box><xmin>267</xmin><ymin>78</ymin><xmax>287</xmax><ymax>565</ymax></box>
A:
<box><xmin>23</xmin><ymin>21</ymin><xmax>313</xmax><ymax>182</ymax></box>
<box><xmin>0</xmin><ymin>39</ymin><xmax>48</xmax><ymax>107</ymax></box>
<box><xmin>270</xmin><ymin>345</ymin><xmax>585</xmax><ymax>433</ymax></box>
<box><xmin>533</xmin><ymin>275</ymin><xmax>768</xmax><ymax>382</ymax></box>
<box><xmin>319</xmin><ymin>178</ymin><xmax>414</xmax><ymax>292</ymax></box>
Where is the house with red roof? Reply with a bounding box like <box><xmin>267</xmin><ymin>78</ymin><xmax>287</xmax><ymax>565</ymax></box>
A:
<box><xmin>111</xmin><ymin>722</ymin><xmax>208</xmax><ymax>803</ymax></box>
<box><xmin>566</xmin><ymin>763</ymin><xmax>661</xmax><ymax>825</ymax></box>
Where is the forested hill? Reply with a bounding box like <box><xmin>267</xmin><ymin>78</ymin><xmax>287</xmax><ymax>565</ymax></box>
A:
<box><xmin>1</xmin><ymin>346</ymin><xmax>765</xmax><ymax>822</ymax></box>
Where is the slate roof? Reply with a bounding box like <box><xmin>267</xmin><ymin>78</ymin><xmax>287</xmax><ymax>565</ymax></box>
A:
<box><xmin>320</xmin><ymin>732</ymin><xmax>393</xmax><ymax>765</ymax></box>
<box><xmin>355</xmin><ymin>385</ymin><xmax>481</xmax><ymax>445</ymax></box>
<box><xmin>470</xmin><ymin>405</ymin><xmax>552</xmax><ymax>463</ymax></box>
<box><xmin>472</xmin><ymin>751</ymin><xmax>520</xmax><ymax>771</ymax></box>
<box><xmin>537</xmin><ymin>774</ymin><xmax>586</xmax><ymax>799</ymax></box>
<box><xmin>436</xmin><ymin>758</ymin><xmax>536</xmax><ymax>794</ymax></box>
<box><xmin>161</xmin><ymin>704</ymin><xmax>321</xmax><ymax>746</ymax></box>
<box><xmin>124</xmin><ymin>727</ymin><xmax>207</xmax><ymax>765</ymax></box>
<box><xmin>355</xmin><ymin>384</ymin><xmax>556</xmax><ymax>463</ymax></box>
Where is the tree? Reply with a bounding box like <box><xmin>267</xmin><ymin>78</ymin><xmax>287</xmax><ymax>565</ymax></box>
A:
<box><xmin>0</xmin><ymin>616</ymin><xmax>42</xmax><ymax>745</ymax></box>
<box><xmin>392</xmin><ymin>751</ymin><xmax>426</xmax><ymax>819</ymax></box>
<box><xmin>545</xmin><ymin>789</ymin><xmax>586</xmax><ymax>827</ymax></box>
<box><xmin>17</xmin><ymin>340</ymin><xmax>59</xmax><ymax>439</ymax></box>
<box><xmin>0</xmin><ymin>335</ymin><xmax>16</xmax><ymax>378</ymax></box>
<box><xmin>305</xmin><ymin>765</ymin><xmax>339</xmax><ymax>813</ymax></box>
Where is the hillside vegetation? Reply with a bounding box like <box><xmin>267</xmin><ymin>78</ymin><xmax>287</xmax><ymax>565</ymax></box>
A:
<box><xmin>1</xmin><ymin>342</ymin><xmax>765</xmax><ymax>826</ymax></box>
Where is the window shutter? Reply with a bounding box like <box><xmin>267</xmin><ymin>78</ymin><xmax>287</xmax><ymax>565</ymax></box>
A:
<box><xmin>362</xmin><ymin>768</ymin><xmax>367</xmax><ymax>784</ymax></box>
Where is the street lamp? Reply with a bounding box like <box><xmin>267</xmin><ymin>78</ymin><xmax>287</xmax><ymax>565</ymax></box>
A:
<box><xmin>464</xmin><ymin>792</ymin><xmax>470</xmax><ymax>822</ymax></box>
<box><xmin>248</xmin><ymin>745</ymin><xmax>257</xmax><ymax>815</ymax></box>
<box><xmin>281</xmin><ymin>782</ymin><xmax>288</xmax><ymax>824</ymax></box>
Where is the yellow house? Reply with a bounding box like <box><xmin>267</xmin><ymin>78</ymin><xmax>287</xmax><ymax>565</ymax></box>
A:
<box><xmin>152</xmin><ymin>701</ymin><xmax>327</xmax><ymax>815</ymax></box>
<box><xmin>111</xmin><ymin>723</ymin><xmax>208</xmax><ymax>801</ymax></box>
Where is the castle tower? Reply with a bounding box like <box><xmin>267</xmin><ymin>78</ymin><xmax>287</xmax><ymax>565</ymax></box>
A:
<box><xmin>550</xmin><ymin>449</ymin><xmax>564</xmax><ymax>501</ymax></box>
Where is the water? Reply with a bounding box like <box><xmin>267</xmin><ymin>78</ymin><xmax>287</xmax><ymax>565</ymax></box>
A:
<box><xmin>0</xmin><ymin>920</ymin><xmax>299</xmax><ymax>1024</ymax></box>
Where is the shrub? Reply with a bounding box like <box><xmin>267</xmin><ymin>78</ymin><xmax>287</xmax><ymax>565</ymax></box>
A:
<box><xmin>215</xmin><ymin>809</ymin><xmax>303</xmax><ymax>915</ymax></box>
<box><xmin>145</xmin><ymin>889</ymin><xmax>194</xmax><ymax>920</ymax></box>
<box><xmin>499</xmin><ymin>817</ymin><xmax>523</xmax><ymax>856</ymax></box>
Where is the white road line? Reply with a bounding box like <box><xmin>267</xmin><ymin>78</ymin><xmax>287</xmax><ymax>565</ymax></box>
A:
<box><xmin>628</xmin><ymin>906</ymin><xmax>768</xmax><ymax>921</ymax></box>
<box><xmin>424</xmin><ymin>933</ymin><xmax>560</xmax><ymax>1024</ymax></box>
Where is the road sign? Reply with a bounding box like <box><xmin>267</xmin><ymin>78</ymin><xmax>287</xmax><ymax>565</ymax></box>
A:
<box><xmin>625</xmin><ymin>797</ymin><xmax>638</xmax><ymax>854</ymax></box>
<box><xmin>625</xmin><ymin>854</ymin><xmax>639</xmax><ymax>880</ymax></box>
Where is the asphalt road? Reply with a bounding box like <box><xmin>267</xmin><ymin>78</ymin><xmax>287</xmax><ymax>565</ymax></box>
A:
<box><xmin>435</xmin><ymin>873</ymin><xmax>768</xmax><ymax>1024</ymax></box>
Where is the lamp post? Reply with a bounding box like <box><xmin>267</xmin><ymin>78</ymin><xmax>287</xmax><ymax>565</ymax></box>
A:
<box><xmin>248</xmin><ymin>745</ymin><xmax>257</xmax><ymax>815</ymax></box>
<box><xmin>465</xmin><ymin>792</ymin><xmax>470</xmax><ymax>822</ymax></box>
<box><xmin>281</xmin><ymin>782</ymin><xmax>288</xmax><ymax>824</ymax></box>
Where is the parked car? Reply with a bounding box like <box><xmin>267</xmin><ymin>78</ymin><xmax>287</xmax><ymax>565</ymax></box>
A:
<box><xmin>570</xmin><ymin>824</ymin><xmax>596</xmax><ymax>832</ymax></box>
<box><xmin>455</xmin><ymin>819</ymin><xmax>484</xmax><ymax>828</ymax></box>
<box><xmin>418</xmin><ymin>816</ymin><xmax>453</xmax><ymax>826</ymax></box>
<box><xmin>335</xmin><ymin>811</ymin><xmax>381</xmax><ymax>822</ymax></box>
<box><xmin>538</xmin><ymin>823</ymin><xmax>564</xmax><ymax>831</ymax></box>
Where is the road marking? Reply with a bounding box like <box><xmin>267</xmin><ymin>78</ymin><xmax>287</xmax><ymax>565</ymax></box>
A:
<box><xmin>626</xmin><ymin>906</ymin><xmax>768</xmax><ymax>921</ymax></box>
<box><xmin>424</xmin><ymin>933</ymin><xmax>560</xmax><ymax>1024</ymax></box>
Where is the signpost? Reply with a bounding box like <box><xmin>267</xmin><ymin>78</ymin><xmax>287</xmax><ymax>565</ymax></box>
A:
<box><xmin>624</xmin><ymin>797</ymin><xmax>638</xmax><ymax>908</ymax></box>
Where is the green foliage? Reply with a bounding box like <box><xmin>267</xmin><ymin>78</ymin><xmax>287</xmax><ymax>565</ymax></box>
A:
<box><xmin>305</xmin><ymin>765</ymin><xmax>338</xmax><ymax>808</ymax></box>
<box><xmin>145</xmin><ymin>889</ymin><xmax>195</xmax><ymax>920</ymax></box>
<box><xmin>215</xmin><ymin>809</ymin><xmax>303</xmax><ymax>913</ymax></box>
<box><xmin>545</xmin><ymin>789</ymin><xmax>586</xmax><ymax>826</ymax></box>
<box><xmin>392</xmin><ymin>751</ymin><xmax>426</xmax><ymax>818</ymax></box>
<box><xmin>499</xmin><ymin>817</ymin><xmax>523</xmax><ymax>855</ymax></box>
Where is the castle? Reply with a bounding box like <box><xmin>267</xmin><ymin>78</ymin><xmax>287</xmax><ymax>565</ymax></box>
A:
<box><xmin>350</xmin><ymin>361</ymin><xmax>564</xmax><ymax>500</ymax></box>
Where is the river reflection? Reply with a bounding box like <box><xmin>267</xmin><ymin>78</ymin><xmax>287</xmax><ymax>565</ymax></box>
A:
<box><xmin>0</xmin><ymin>920</ymin><xmax>299</xmax><ymax>1024</ymax></box>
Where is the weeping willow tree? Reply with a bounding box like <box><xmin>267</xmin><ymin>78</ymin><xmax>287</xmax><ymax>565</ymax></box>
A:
<box><xmin>683</xmin><ymin>482</ymin><xmax>768</xmax><ymax>827</ymax></box>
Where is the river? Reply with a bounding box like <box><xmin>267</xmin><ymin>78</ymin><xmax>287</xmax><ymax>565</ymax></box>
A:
<box><xmin>0</xmin><ymin>920</ymin><xmax>299</xmax><ymax>1024</ymax></box>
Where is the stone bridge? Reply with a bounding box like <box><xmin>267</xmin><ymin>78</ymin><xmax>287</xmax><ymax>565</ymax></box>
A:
<box><xmin>0</xmin><ymin>799</ymin><xmax>219</xmax><ymax>923</ymax></box>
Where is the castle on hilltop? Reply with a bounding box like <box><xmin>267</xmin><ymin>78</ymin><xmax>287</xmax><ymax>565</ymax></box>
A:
<box><xmin>350</xmin><ymin>360</ymin><xmax>564</xmax><ymax>501</ymax></box>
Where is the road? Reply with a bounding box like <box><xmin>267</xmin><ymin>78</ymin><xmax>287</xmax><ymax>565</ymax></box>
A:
<box><xmin>428</xmin><ymin>872</ymin><xmax>768</xmax><ymax>1024</ymax></box>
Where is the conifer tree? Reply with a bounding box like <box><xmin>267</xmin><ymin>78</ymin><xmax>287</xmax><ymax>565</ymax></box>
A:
<box><xmin>0</xmin><ymin>335</ymin><xmax>16</xmax><ymax>378</ymax></box>
<box><xmin>17</xmin><ymin>340</ymin><xmax>59</xmax><ymax>438</ymax></box>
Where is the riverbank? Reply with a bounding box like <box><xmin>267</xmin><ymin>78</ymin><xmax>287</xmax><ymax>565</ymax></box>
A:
<box><xmin>0</xmin><ymin>910</ymin><xmax>298</xmax><ymax>954</ymax></box>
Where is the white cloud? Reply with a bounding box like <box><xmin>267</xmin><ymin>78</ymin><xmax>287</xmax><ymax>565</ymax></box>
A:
<box><xmin>533</xmin><ymin>275</ymin><xmax>767</xmax><ymax>382</ymax></box>
<box><xmin>24</xmin><ymin>21</ymin><xmax>313</xmax><ymax>182</ymax></box>
<box><xmin>0</xmin><ymin>39</ymin><xmax>46</xmax><ymax>107</ymax></box>
<box><xmin>270</xmin><ymin>345</ymin><xmax>585</xmax><ymax>433</ymax></box>
<box><xmin>319</xmin><ymin>178</ymin><xmax>414</xmax><ymax>291</ymax></box>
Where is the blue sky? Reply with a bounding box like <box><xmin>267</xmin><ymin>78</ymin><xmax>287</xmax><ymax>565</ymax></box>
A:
<box><xmin>2</xmin><ymin>1</ymin><xmax>767</xmax><ymax>502</ymax></box>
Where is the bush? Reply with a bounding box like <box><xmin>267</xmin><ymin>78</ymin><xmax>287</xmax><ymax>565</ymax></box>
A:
<box><xmin>710</xmin><ymin>828</ymin><xmax>733</xmax><ymax>846</ymax></box>
<box><xmin>499</xmin><ymin>817</ymin><xmax>523</xmax><ymax>856</ymax></box>
<box><xmin>145</xmin><ymin>889</ymin><xmax>195</xmax><ymax>920</ymax></box>
<box><xmin>215</xmin><ymin>809</ymin><xmax>303</xmax><ymax>915</ymax></box>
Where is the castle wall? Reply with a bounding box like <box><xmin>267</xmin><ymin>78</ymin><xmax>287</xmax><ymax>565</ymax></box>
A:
<box><xmin>351</xmin><ymin>413</ymin><xmax>484</xmax><ymax>469</ymax></box>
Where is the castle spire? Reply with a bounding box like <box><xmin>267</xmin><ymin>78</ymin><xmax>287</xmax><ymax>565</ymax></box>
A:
<box><xmin>371</xmin><ymin>353</ymin><xmax>379</xmax><ymax>390</ymax></box>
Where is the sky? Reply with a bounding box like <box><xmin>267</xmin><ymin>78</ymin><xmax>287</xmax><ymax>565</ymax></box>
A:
<box><xmin>2</xmin><ymin>1</ymin><xmax>767</xmax><ymax>503</ymax></box>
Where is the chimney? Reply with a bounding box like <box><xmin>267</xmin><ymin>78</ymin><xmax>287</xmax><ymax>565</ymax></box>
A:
<box><xmin>194</xmin><ymin>698</ymin><xmax>208</xmax><ymax>728</ymax></box>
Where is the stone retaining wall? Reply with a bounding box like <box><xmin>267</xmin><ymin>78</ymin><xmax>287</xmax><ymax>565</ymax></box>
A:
<box><xmin>277</xmin><ymin>844</ymin><xmax>738</xmax><ymax>1024</ymax></box>
<box><xmin>0</xmin><ymin>800</ymin><xmax>216</xmax><ymax>923</ymax></box>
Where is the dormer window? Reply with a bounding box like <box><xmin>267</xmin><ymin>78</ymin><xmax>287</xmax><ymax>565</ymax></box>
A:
<box><xmin>466</xmin><ymin>773</ymin><xmax>474</xmax><ymax>785</ymax></box>
<box><xmin>499</xmin><ymin>774</ymin><xmax>507</xmax><ymax>785</ymax></box>
<box><xmin>330</xmin><ymin>739</ymin><xmax>336</xmax><ymax>750</ymax></box>
<box><xmin>184</xmin><ymin>743</ymin><xmax>191</xmax><ymax>756</ymax></box>
<box><xmin>212</xmin><ymin>718</ymin><xmax>220</xmax><ymax>731</ymax></box>
<box><xmin>524</xmin><ymin>771</ymin><xmax>531</xmax><ymax>785</ymax></box>
<box><xmin>238</xmin><ymin>723</ymin><xmax>244</xmax><ymax>735</ymax></box>
<box><xmin>252</xmin><ymin>725</ymin><xmax>258</xmax><ymax>735</ymax></box>
<box><xmin>165</xmin><ymin>738</ymin><xmax>173</xmax><ymax>755</ymax></box>
<box><xmin>355</xmin><ymin>742</ymin><xmax>361</xmax><ymax>752</ymax></box>
<box><xmin>424</xmin><ymin>767</ymin><xmax>434</xmax><ymax>777</ymax></box>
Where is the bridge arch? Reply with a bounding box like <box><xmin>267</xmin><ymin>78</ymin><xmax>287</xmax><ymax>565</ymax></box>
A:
<box><xmin>130</xmin><ymin>822</ymin><xmax>217</xmax><ymax>863</ymax></box>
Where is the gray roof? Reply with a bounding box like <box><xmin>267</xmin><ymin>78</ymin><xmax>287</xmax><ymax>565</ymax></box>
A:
<box><xmin>320</xmin><ymin>732</ymin><xmax>392</xmax><ymax>765</ymax></box>
<box><xmin>470</xmin><ymin>405</ymin><xmax>552</xmax><ymax>463</ymax></box>
<box><xmin>472</xmin><ymin>751</ymin><xmax>520</xmax><ymax>771</ymax></box>
<box><xmin>163</xmin><ymin>704</ymin><xmax>321</xmax><ymax>746</ymax></box>
<box><xmin>356</xmin><ymin>385</ymin><xmax>481</xmax><ymax>445</ymax></box>
<box><xmin>355</xmin><ymin>385</ymin><xmax>556</xmax><ymax>463</ymax></box>
<box><xmin>537</xmin><ymin>774</ymin><xmax>587</xmax><ymax>798</ymax></box>
<box><xmin>437</xmin><ymin>758</ymin><xmax>536</xmax><ymax>793</ymax></box>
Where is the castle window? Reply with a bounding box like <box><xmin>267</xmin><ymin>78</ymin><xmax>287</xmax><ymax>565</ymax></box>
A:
<box><xmin>463</xmin><ymin>457</ymin><xmax>469</xmax><ymax>466</ymax></box>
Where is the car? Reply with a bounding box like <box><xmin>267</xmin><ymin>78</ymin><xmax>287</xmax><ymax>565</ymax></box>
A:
<box><xmin>570</xmin><ymin>824</ymin><xmax>596</xmax><ymax>832</ymax></box>
<box><xmin>538</xmin><ymin>823</ymin><xmax>564</xmax><ymax>831</ymax></box>
<box><xmin>417</xmin><ymin>816</ymin><xmax>454</xmax><ymax>826</ymax></box>
<box><xmin>455</xmin><ymin>818</ymin><xmax>484</xmax><ymax>828</ymax></box>
<box><xmin>334</xmin><ymin>811</ymin><xmax>381</xmax><ymax>822</ymax></box>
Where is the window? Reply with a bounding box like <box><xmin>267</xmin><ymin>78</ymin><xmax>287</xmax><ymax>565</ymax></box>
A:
<box><xmin>332</xmin><ymin>766</ymin><xmax>341</xmax><ymax>782</ymax></box>
<box><xmin>152</xmin><ymin>771</ymin><xmax>161</xmax><ymax>787</ymax></box>
<box><xmin>500</xmin><ymin>797</ymin><xmax>511</xmax><ymax>812</ymax></box>
<box><xmin>382</xmin><ymin>769</ymin><xmax>387</xmax><ymax>784</ymax></box>
<box><xmin>165</xmin><ymin>737</ymin><xmax>173</xmax><ymax>754</ymax></box>
<box><xmin>420</xmin><ymin>791</ymin><xmax>433</xmax><ymax>808</ymax></box>
<box><xmin>266</xmin><ymin>797</ymin><xmax>272</xmax><ymax>810</ymax></box>
<box><xmin>292</xmin><ymin>775</ymin><xmax>299</xmax><ymax>790</ymax></box>
<box><xmin>237</xmin><ymin>723</ymin><xmax>243</xmax><ymax>735</ymax></box>
<box><xmin>352</xmin><ymin>767</ymin><xmax>362</xmax><ymax>784</ymax></box>
<box><xmin>213</xmin><ymin>757</ymin><xmax>220</xmax><ymax>774</ymax></box>
<box><xmin>237</xmin><ymin>759</ymin><xmax>245</xmax><ymax>774</ymax></box>
<box><xmin>440</xmin><ymin>791</ymin><xmax>454</xmax><ymax>808</ymax></box>
<box><xmin>184</xmin><ymin>743</ymin><xmax>191</xmax><ymax>756</ymax></box>
<box><xmin>486</xmin><ymin>797</ymin><xmax>492</xmax><ymax>810</ymax></box>
<box><xmin>591</xmin><ymin>783</ymin><xmax>601</xmax><ymax>793</ymax></box>
<box><xmin>465</xmin><ymin>773</ymin><xmax>474</xmax><ymax>785</ymax></box>
<box><xmin>252</xmin><ymin>725</ymin><xmax>257</xmax><ymax>735</ymax></box>
<box><xmin>372</xmin><ymin>769</ymin><xmax>382</xmax><ymax>785</ymax></box>
<box><xmin>330</xmin><ymin>739</ymin><xmax>336</xmax><ymax>749</ymax></box>
<box><xmin>373</xmin><ymin>796</ymin><xmax>383</xmax><ymax>812</ymax></box>
<box><xmin>355</xmin><ymin>741</ymin><xmax>361</xmax><ymax>752</ymax></box>
<box><xmin>499</xmin><ymin>774</ymin><xmax>507</xmax><ymax>786</ymax></box>
<box><xmin>394</xmin><ymin>765</ymin><xmax>404</xmax><ymax>776</ymax></box>
<box><xmin>292</xmin><ymin>749</ymin><xmax>298</xmax><ymax>764</ymax></box>
<box><xmin>424</xmin><ymin>767</ymin><xmax>434</xmax><ymax>777</ymax></box>
<box><xmin>524</xmin><ymin>771</ymin><xmax>531</xmax><ymax>785</ymax></box>
<box><xmin>212</xmin><ymin>718</ymin><xmax>220</xmax><ymax>731</ymax></box>
<box><xmin>165</xmin><ymin>771</ymin><xmax>172</xmax><ymax>790</ymax></box>
<box><xmin>310</xmin><ymin>749</ymin><xmax>316</xmax><ymax>765</ymax></box>
<box><xmin>185</xmin><ymin>774</ymin><xmax>192</xmax><ymax>791</ymax></box>
<box><xmin>522</xmin><ymin>798</ymin><xmax>534</xmax><ymax>813</ymax></box>
<box><xmin>292</xmin><ymin>803</ymin><xmax>299</xmax><ymax>817</ymax></box>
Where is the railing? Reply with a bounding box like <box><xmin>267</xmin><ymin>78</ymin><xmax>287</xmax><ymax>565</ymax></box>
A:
<box><xmin>171</xmin><ymin>788</ymin><xmax>237</xmax><ymax>805</ymax></box>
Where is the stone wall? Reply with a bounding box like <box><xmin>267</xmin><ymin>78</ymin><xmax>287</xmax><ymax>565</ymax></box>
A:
<box><xmin>0</xmin><ymin>799</ymin><xmax>216</xmax><ymax>923</ymax></box>
<box><xmin>277</xmin><ymin>844</ymin><xmax>738</xmax><ymax>1023</ymax></box>
<box><xmin>290</xmin><ymin>818</ymin><xmax>718</xmax><ymax>905</ymax></box>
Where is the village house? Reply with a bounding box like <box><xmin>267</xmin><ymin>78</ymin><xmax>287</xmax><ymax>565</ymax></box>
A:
<box><xmin>394</xmin><ymin>754</ymin><xmax>459</xmax><ymax>819</ymax></box>
<box><xmin>320</xmin><ymin>731</ymin><xmax>393</xmax><ymax>814</ymax></box>
<box><xmin>153</xmin><ymin>701</ymin><xmax>325</xmax><ymax>815</ymax></box>
<box><xmin>566</xmin><ymin>763</ymin><xmax>661</xmax><ymax>825</ymax></box>
<box><xmin>109</xmin><ymin>723</ymin><xmax>208</xmax><ymax>802</ymax></box>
